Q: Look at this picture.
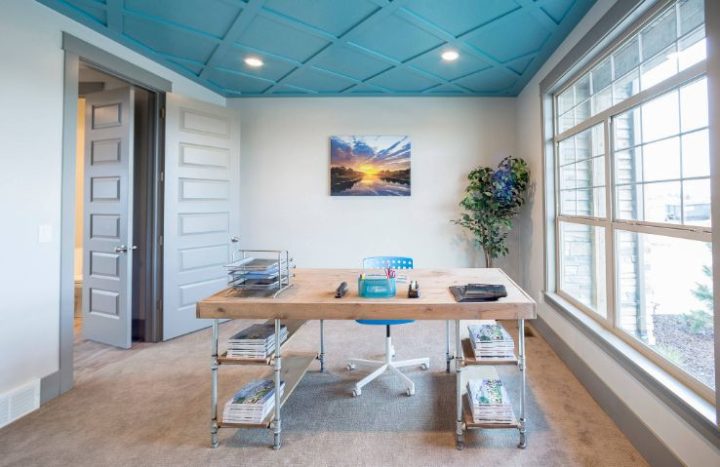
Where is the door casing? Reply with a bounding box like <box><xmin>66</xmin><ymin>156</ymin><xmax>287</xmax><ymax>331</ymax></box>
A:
<box><xmin>49</xmin><ymin>34</ymin><xmax>170</xmax><ymax>403</ymax></box>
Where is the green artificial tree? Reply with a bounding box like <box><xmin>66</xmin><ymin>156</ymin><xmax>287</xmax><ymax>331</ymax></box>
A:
<box><xmin>454</xmin><ymin>156</ymin><xmax>530</xmax><ymax>268</ymax></box>
<box><xmin>687</xmin><ymin>244</ymin><xmax>714</xmax><ymax>335</ymax></box>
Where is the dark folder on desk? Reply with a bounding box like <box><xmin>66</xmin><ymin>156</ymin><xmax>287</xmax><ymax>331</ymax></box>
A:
<box><xmin>449</xmin><ymin>284</ymin><xmax>507</xmax><ymax>302</ymax></box>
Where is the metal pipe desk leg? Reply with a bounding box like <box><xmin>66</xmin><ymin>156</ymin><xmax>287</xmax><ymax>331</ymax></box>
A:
<box><xmin>319</xmin><ymin>319</ymin><xmax>325</xmax><ymax>372</ymax></box>
<box><xmin>455</xmin><ymin>319</ymin><xmax>464</xmax><ymax>450</ymax></box>
<box><xmin>210</xmin><ymin>319</ymin><xmax>219</xmax><ymax>448</ymax></box>
<box><xmin>272</xmin><ymin>319</ymin><xmax>282</xmax><ymax>450</ymax></box>
<box><xmin>445</xmin><ymin>320</ymin><xmax>452</xmax><ymax>373</ymax></box>
<box><xmin>518</xmin><ymin>318</ymin><xmax>527</xmax><ymax>449</ymax></box>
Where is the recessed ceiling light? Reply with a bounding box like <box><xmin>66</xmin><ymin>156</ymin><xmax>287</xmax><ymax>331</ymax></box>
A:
<box><xmin>244</xmin><ymin>56</ymin><xmax>264</xmax><ymax>67</ymax></box>
<box><xmin>441</xmin><ymin>50</ymin><xmax>459</xmax><ymax>61</ymax></box>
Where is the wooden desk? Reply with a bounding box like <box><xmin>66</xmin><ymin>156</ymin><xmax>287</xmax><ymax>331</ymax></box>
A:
<box><xmin>197</xmin><ymin>268</ymin><xmax>536</xmax><ymax>450</ymax></box>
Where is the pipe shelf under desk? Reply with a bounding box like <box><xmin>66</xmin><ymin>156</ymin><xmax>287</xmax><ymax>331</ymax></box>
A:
<box><xmin>217</xmin><ymin>319</ymin><xmax>307</xmax><ymax>366</ymax></box>
<box><xmin>217</xmin><ymin>352</ymin><xmax>317</xmax><ymax>429</ymax></box>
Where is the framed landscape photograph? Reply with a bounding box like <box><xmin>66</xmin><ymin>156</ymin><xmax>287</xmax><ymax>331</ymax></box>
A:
<box><xmin>330</xmin><ymin>135</ymin><xmax>411</xmax><ymax>196</ymax></box>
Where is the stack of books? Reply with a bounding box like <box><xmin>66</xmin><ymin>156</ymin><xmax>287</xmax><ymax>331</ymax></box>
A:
<box><xmin>466</xmin><ymin>378</ymin><xmax>515</xmax><ymax>424</ymax></box>
<box><xmin>223</xmin><ymin>379</ymin><xmax>285</xmax><ymax>424</ymax></box>
<box><xmin>467</xmin><ymin>321</ymin><xmax>515</xmax><ymax>360</ymax></box>
<box><xmin>226</xmin><ymin>323</ymin><xmax>288</xmax><ymax>360</ymax></box>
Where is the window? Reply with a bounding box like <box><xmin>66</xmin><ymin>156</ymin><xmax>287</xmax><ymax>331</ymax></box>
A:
<box><xmin>552</xmin><ymin>0</ymin><xmax>714</xmax><ymax>395</ymax></box>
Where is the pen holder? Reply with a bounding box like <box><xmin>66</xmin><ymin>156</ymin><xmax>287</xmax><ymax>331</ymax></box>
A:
<box><xmin>358</xmin><ymin>275</ymin><xmax>397</xmax><ymax>298</ymax></box>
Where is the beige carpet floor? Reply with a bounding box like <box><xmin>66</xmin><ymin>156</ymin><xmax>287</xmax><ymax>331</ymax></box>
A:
<box><xmin>0</xmin><ymin>319</ymin><xmax>646</xmax><ymax>467</ymax></box>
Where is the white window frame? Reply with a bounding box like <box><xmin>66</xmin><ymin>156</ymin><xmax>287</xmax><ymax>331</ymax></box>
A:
<box><xmin>545</xmin><ymin>0</ymin><xmax>717</xmax><ymax>405</ymax></box>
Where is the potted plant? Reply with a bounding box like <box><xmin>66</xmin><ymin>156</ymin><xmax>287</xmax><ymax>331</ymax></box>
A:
<box><xmin>454</xmin><ymin>156</ymin><xmax>530</xmax><ymax>268</ymax></box>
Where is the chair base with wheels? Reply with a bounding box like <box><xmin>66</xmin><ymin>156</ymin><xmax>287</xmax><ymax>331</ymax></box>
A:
<box><xmin>347</xmin><ymin>324</ymin><xmax>430</xmax><ymax>397</ymax></box>
<box><xmin>349</xmin><ymin>256</ymin><xmax>429</xmax><ymax>397</ymax></box>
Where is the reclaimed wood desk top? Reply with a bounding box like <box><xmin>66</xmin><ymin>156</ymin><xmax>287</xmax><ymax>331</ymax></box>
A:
<box><xmin>197</xmin><ymin>268</ymin><xmax>536</xmax><ymax>321</ymax></box>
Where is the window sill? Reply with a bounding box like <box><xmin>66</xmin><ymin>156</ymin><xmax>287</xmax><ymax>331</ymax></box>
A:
<box><xmin>543</xmin><ymin>291</ymin><xmax>719</xmax><ymax>446</ymax></box>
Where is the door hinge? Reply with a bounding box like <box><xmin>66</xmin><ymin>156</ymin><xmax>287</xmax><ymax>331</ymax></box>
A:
<box><xmin>160</xmin><ymin>171</ymin><xmax>164</xmax><ymax>183</ymax></box>
<box><xmin>160</xmin><ymin>107</ymin><xmax>166</xmax><ymax>119</ymax></box>
<box><xmin>158</xmin><ymin>235</ymin><xmax>163</xmax><ymax>246</ymax></box>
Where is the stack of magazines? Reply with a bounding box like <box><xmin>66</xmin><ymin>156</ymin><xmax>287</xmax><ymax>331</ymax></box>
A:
<box><xmin>468</xmin><ymin>321</ymin><xmax>515</xmax><ymax>360</ymax></box>
<box><xmin>467</xmin><ymin>378</ymin><xmax>515</xmax><ymax>424</ymax></box>
<box><xmin>226</xmin><ymin>323</ymin><xmax>288</xmax><ymax>359</ymax></box>
<box><xmin>226</xmin><ymin>256</ymin><xmax>291</xmax><ymax>290</ymax></box>
<box><xmin>223</xmin><ymin>379</ymin><xmax>285</xmax><ymax>424</ymax></box>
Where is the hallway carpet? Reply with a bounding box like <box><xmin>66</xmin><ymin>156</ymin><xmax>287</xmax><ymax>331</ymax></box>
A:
<box><xmin>0</xmin><ymin>320</ymin><xmax>646</xmax><ymax>466</ymax></box>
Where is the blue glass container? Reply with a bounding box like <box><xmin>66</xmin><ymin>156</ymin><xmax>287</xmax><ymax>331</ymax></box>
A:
<box><xmin>358</xmin><ymin>275</ymin><xmax>397</xmax><ymax>298</ymax></box>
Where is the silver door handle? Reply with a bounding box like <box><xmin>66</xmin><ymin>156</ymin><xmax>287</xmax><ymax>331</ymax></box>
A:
<box><xmin>114</xmin><ymin>245</ymin><xmax>138</xmax><ymax>253</ymax></box>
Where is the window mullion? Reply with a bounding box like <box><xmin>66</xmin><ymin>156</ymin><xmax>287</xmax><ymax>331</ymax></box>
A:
<box><xmin>605</xmin><ymin>117</ymin><xmax>616</xmax><ymax>329</ymax></box>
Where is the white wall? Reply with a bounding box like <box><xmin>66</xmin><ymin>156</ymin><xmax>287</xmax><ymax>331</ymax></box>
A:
<box><xmin>0</xmin><ymin>0</ymin><xmax>223</xmax><ymax>395</ymax></box>
<box><xmin>515</xmin><ymin>0</ymin><xmax>720</xmax><ymax>464</ymax></box>
<box><xmin>231</xmin><ymin>97</ymin><xmax>518</xmax><ymax>273</ymax></box>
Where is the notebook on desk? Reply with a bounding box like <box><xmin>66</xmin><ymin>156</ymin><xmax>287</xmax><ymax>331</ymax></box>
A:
<box><xmin>449</xmin><ymin>284</ymin><xmax>507</xmax><ymax>302</ymax></box>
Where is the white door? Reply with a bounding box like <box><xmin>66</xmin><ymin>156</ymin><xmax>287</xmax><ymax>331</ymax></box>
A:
<box><xmin>82</xmin><ymin>87</ymin><xmax>135</xmax><ymax>349</ymax></box>
<box><xmin>163</xmin><ymin>95</ymin><xmax>240</xmax><ymax>340</ymax></box>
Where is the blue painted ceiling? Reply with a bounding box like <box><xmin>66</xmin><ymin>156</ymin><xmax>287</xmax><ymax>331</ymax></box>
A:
<box><xmin>37</xmin><ymin>0</ymin><xmax>596</xmax><ymax>97</ymax></box>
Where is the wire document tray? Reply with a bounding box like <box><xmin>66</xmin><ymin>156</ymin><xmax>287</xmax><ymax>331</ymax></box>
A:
<box><xmin>226</xmin><ymin>249</ymin><xmax>294</xmax><ymax>298</ymax></box>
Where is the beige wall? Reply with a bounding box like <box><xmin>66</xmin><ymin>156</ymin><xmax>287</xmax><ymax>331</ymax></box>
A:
<box><xmin>231</xmin><ymin>96</ymin><xmax>519</xmax><ymax>275</ymax></box>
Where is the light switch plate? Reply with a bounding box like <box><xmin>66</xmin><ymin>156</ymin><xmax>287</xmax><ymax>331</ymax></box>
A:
<box><xmin>38</xmin><ymin>224</ymin><xmax>52</xmax><ymax>243</ymax></box>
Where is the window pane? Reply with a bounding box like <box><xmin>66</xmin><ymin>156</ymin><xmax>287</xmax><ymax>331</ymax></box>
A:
<box><xmin>614</xmin><ymin>37</ymin><xmax>640</xmax><ymax>79</ymax></box>
<box><xmin>642</xmin><ymin>91</ymin><xmax>680</xmax><ymax>142</ymax></box>
<box><xmin>558</xmin><ymin>110</ymin><xmax>575</xmax><ymax>133</ymax></box>
<box><xmin>640</xmin><ymin>43</ymin><xmax>678</xmax><ymax>90</ymax></box>
<box><xmin>643</xmin><ymin>137</ymin><xmax>680</xmax><ymax>182</ymax></box>
<box><xmin>683</xmin><ymin>178</ymin><xmax>711</xmax><ymax>226</ymax></box>
<box><xmin>617</xmin><ymin>231</ymin><xmax>714</xmax><ymax>390</ymax></box>
<box><xmin>592</xmin><ymin>57</ymin><xmax>612</xmax><ymax>92</ymax></box>
<box><xmin>682</xmin><ymin>129</ymin><xmax>710</xmax><ymax>178</ymax></box>
<box><xmin>641</xmin><ymin>8</ymin><xmax>677</xmax><ymax>61</ymax></box>
<box><xmin>558</xmin><ymin>125</ymin><xmax>606</xmax><ymax>217</ymax></box>
<box><xmin>613</xmin><ymin>69</ymin><xmax>640</xmax><ymax>105</ymax></box>
<box><xmin>593</xmin><ymin>86</ymin><xmax>613</xmax><ymax>114</ymax></box>
<box><xmin>555</xmin><ymin>1</ymin><xmax>707</xmax><ymax>133</ymax></box>
<box><xmin>575</xmin><ymin>99</ymin><xmax>591</xmax><ymax>124</ymax></box>
<box><xmin>560</xmin><ymin>222</ymin><xmax>606</xmax><ymax>316</ymax></box>
<box><xmin>613</xmin><ymin>107</ymin><xmax>641</xmax><ymax>151</ymax></box>
<box><xmin>680</xmin><ymin>77</ymin><xmax>708</xmax><ymax>132</ymax></box>
<box><xmin>679</xmin><ymin>26</ymin><xmax>706</xmax><ymax>70</ymax></box>
<box><xmin>575</xmin><ymin>75</ymin><xmax>591</xmax><ymax>102</ymax></box>
<box><xmin>678</xmin><ymin>0</ymin><xmax>704</xmax><ymax>35</ymax></box>
<box><xmin>645</xmin><ymin>181</ymin><xmax>682</xmax><ymax>224</ymax></box>
<box><xmin>558</xmin><ymin>88</ymin><xmax>574</xmax><ymax>115</ymax></box>
<box><xmin>614</xmin><ymin>147</ymin><xmax>641</xmax><ymax>184</ymax></box>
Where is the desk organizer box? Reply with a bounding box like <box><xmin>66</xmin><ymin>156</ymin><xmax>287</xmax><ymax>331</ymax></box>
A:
<box><xmin>358</xmin><ymin>275</ymin><xmax>397</xmax><ymax>298</ymax></box>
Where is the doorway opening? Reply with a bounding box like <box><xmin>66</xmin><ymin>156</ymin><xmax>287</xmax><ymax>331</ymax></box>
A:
<box><xmin>73</xmin><ymin>63</ymin><xmax>164</xmax><ymax>351</ymax></box>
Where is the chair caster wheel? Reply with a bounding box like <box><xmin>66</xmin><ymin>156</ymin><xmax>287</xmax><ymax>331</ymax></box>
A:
<box><xmin>405</xmin><ymin>387</ymin><xmax>415</xmax><ymax>396</ymax></box>
<box><xmin>346</xmin><ymin>363</ymin><xmax>356</xmax><ymax>371</ymax></box>
<box><xmin>351</xmin><ymin>389</ymin><xmax>361</xmax><ymax>397</ymax></box>
<box><xmin>420</xmin><ymin>363</ymin><xmax>429</xmax><ymax>370</ymax></box>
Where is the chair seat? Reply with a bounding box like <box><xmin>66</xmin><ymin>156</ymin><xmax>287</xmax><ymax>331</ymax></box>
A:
<box><xmin>355</xmin><ymin>319</ymin><xmax>414</xmax><ymax>326</ymax></box>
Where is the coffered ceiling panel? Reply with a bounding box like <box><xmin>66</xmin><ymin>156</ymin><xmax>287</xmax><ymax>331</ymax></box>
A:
<box><xmin>37</xmin><ymin>0</ymin><xmax>596</xmax><ymax>97</ymax></box>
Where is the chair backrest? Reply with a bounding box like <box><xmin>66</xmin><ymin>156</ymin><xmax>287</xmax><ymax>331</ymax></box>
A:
<box><xmin>362</xmin><ymin>256</ymin><xmax>413</xmax><ymax>270</ymax></box>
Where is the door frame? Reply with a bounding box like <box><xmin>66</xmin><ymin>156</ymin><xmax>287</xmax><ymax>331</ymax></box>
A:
<box><xmin>46</xmin><ymin>33</ymin><xmax>171</xmax><ymax>402</ymax></box>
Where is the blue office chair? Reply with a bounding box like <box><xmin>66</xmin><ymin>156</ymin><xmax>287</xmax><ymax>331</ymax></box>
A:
<box><xmin>347</xmin><ymin>256</ymin><xmax>430</xmax><ymax>397</ymax></box>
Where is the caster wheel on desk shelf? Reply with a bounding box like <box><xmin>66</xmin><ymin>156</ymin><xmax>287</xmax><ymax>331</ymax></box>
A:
<box><xmin>405</xmin><ymin>387</ymin><xmax>415</xmax><ymax>396</ymax></box>
<box><xmin>351</xmin><ymin>389</ymin><xmax>361</xmax><ymax>397</ymax></box>
<box><xmin>346</xmin><ymin>363</ymin><xmax>356</xmax><ymax>371</ymax></box>
<box><xmin>420</xmin><ymin>363</ymin><xmax>429</xmax><ymax>370</ymax></box>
